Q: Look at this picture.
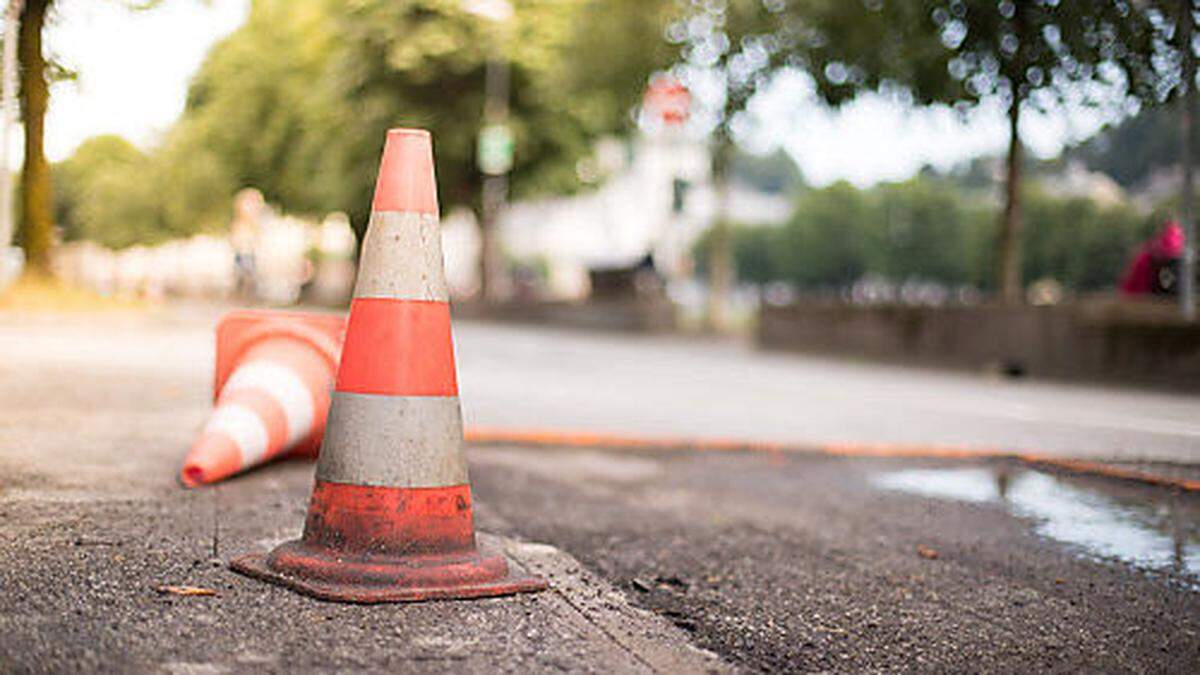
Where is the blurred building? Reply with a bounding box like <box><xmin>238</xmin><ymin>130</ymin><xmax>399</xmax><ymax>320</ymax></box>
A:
<box><xmin>52</xmin><ymin>198</ymin><xmax>357</xmax><ymax>306</ymax></box>
<box><xmin>488</xmin><ymin>134</ymin><xmax>791</xmax><ymax>300</ymax></box>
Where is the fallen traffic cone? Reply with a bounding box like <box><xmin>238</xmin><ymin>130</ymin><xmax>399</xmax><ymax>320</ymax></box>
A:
<box><xmin>181</xmin><ymin>310</ymin><xmax>345</xmax><ymax>487</ymax></box>
<box><xmin>230</xmin><ymin>128</ymin><xmax>547</xmax><ymax>602</ymax></box>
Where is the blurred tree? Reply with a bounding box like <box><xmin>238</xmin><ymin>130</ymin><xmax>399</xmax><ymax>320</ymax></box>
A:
<box><xmin>694</xmin><ymin>222</ymin><xmax>778</xmax><ymax>285</ymax></box>
<box><xmin>670</xmin><ymin>0</ymin><xmax>789</xmax><ymax>328</ymax></box>
<box><xmin>171</xmin><ymin>0</ymin><xmax>675</xmax><ymax>237</ymax></box>
<box><xmin>781</xmin><ymin>0</ymin><xmax>1161</xmax><ymax>304</ymax></box>
<box><xmin>776</xmin><ymin>181</ymin><xmax>878</xmax><ymax>288</ymax></box>
<box><xmin>53</xmin><ymin>133</ymin><xmax>232</xmax><ymax>249</ymax></box>
<box><xmin>54</xmin><ymin>135</ymin><xmax>155</xmax><ymax>248</ymax></box>
<box><xmin>169</xmin><ymin>0</ymin><xmax>337</xmax><ymax>218</ymax></box>
<box><xmin>695</xmin><ymin>176</ymin><xmax>1149</xmax><ymax>292</ymax></box>
<box><xmin>17</xmin><ymin>0</ymin><xmax>53</xmax><ymax>273</ymax></box>
<box><xmin>1069</xmin><ymin>106</ymin><xmax>1198</xmax><ymax>188</ymax></box>
<box><xmin>875</xmin><ymin>178</ymin><xmax>976</xmax><ymax>283</ymax></box>
<box><xmin>1020</xmin><ymin>188</ymin><xmax>1157</xmax><ymax>290</ymax></box>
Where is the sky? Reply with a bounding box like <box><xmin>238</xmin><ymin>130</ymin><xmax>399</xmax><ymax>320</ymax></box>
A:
<box><xmin>31</xmin><ymin>0</ymin><xmax>1118</xmax><ymax>188</ymax></box>
<box><xmin>41</xmin><ymin>0</ymin><xmax>250</xmax><ymax>162</ymax></box>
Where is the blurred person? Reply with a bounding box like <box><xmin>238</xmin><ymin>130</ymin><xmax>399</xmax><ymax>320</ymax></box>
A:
<box><xmin>1119</xmin><ymin>221</ymin><xmax>1184</xmax><ymax>296</ymax></box>
<box><xmin>230</xmin><ymin>188</ymin><xmax>264</xmax><ymax>300</ymax></box>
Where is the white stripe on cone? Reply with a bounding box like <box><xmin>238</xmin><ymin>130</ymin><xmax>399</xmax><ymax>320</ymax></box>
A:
<box><xmin>316</xmin><ymin>392</ymin><xmax>467</xmax><ymax>488</ymax></box>
<box><xmin>223</xmin><ymin>360</ymin><xmax>315</xmax><ymax>446</ymax></box>
<box><xmin>202</xmin><ymin>404</ymin><xmax>270</xmax><ymax>465</ymax></box>
<box><xmin>352</xmin><ymin>211</ymin><xmax>448</xmax><ymax>301</ymax></box>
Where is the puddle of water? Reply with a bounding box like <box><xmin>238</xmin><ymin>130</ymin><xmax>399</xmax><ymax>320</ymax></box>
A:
<box><xmin>874</xmin><ymin>467</ymin><xmax>1200</xmax><ymax>579</ymax></box>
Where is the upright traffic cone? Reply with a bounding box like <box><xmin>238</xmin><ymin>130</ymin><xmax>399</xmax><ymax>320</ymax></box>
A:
<box><xmin>230</xmin><ymin>128</ymin><xmax>546</xmax><ymax>602</ymax></box>
<box><xmin>181</xmin><ymin>310</ymin><xmax>345</xmax><ymax>487</ymax></box>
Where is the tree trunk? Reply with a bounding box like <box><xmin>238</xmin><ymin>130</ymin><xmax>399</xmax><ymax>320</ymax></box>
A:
<box><xmin>1179</xmin><ymin>0</ymin><xmax>1196</xmax><ymax>321</ymax></box>
<box><xmin>0</xmin><ymin>0</ymin><xmax>22</xmax><ymax>251</ymax></box>
<box><xmin>17</xmin><ymin>0</ymin><xmax>50</xmax><ymax>274</ymax></box>
<box><xmin>997</xmin><ymin>92</ymin><xmax>1023</xmax><ymax>304</ymax></box>
<box><xmin>706</xmin><ymin>139</ymin><xmax>733</xmax><ymax>332</ymax></box>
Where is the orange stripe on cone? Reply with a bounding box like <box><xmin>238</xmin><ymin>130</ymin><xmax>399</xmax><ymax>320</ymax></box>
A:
<box><xmin>301</xmin><ymin>482</ymin><xmax>476</xmax><ymax>556</ymax></box>
<box><xmin>231</xmin><ymin>128</ymin><xmax>546</xmax><ymax>603</ymax></box>
<box><xmin>372</xmin><ymin>128</ymin><xmax>439</xmax><ymax>215</ymax></box>
<box><xmin>335</xmin><ymin>298</ymin><xmax>457</xmax><ymax>397</ymax></box>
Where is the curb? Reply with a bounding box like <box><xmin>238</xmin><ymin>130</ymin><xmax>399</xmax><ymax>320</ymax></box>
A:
<box><xmin>464</xmin><ymin>428</ymin><xmax>1200</xmax><ymax>492</ymax></box>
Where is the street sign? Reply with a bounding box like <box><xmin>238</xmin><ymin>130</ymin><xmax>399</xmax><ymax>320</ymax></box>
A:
<box><xmin>477</xmin><ymin>123</ymin><xmax>514</xmax><ymax>175</ymax></box>
<box><xmin>643</xmin><ymin>76</ymin><xmax>690</xmax><ymax>126</ymax></box>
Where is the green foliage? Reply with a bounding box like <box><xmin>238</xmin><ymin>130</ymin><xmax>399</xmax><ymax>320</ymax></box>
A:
<box><xmin>694</xmin><ymin>222</ymin><xmax>778</xmax><ymax>285</ymax></box>
<box><xmin>53</xmin><ymin>133</ymin><xmax>234</xmax><ymax>249</ymax></box>
<box><xmin>776</xmin><ymin>181</ymin><xmax>880</xmax><ymax>287</ymax></box>
<box><xmin>53</xmin><ymin>0</ymin><xmax>676</xmax><ymax>248</ymax></box>
<box><xmin>1068</xmin><ymin>105</ymin><xmax>1200</xmax><ymax>188</ymax></box>
<box><xmin>1019</xmin><ymin>189</ymin><xmax>1158</xmax><ymax>290</ymax></box>
<box><xmin>695</xmin><ymin>177</ymin><xmax>1154</xmax><ymax>292</ymax></box>
<box><xmin>874</xmin><ymin>179</ymin><xmax>980</xmax><ymax>283</ymax></box>
<box><xmin>794</xmin><ymin>0</ymin><xmax>1160</xmax><ymax>111</ymax></box>
<box><xmin>168</xmin><ymin>0</ymin><xmax>675</xmax><ymax>233</ymax></box>
<box><xmin>54</xmin><ymin>136</ymin><xmax>157</xmax><ymax>249</ymax></box>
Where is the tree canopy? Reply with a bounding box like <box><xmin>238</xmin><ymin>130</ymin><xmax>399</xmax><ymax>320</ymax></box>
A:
<box><xmin>50</xmin><ymin>0</ymin><xmax>678</xmax><ymax>249</ymax></box>
<box><xmin>1070</xmin><ymin>105</ymin><xmax>1200</xmax><ymax>188</ymax></box>
<box><xmin>161</xmin><ymin>0</ymin><xmax>676</xmax><ymax>233</ymax></box>
<box><xmin>782</xmin><ymin>0</ymin><xmax>1164</xmax><ymax>302</ymax></box>
<box><xmin>695</xmin><ymin>176</ymin><xmax>1159</xmax><ymax>293</ymax></box>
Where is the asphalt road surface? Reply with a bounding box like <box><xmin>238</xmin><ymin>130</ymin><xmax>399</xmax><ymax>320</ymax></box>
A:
<box><xmin>2</xmin><ymin>306</ymin><xmax>1198</xmax><ymax>672</ymax></box>
<box><xmin>454</xmin><ymin>320</ymin><xmax>1200</xmax><ymax>463</ymax></box>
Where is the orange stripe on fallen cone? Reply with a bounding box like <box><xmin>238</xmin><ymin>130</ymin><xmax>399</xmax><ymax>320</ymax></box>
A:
<box><xmin>335</xmin><ymin>298</ymin><xmax>457</xmax><ymax>397</ymax></box>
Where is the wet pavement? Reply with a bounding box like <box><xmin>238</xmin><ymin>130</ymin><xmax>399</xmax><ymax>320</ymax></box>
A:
<box><xmin>875</xmin><ymin>467</ymin><xmax>1200</xmax><ymax>579</ymax></box>
<box><xmin>470</xmin><ymin>447</ymin><xmax>1200</xmax><ymax>672</ymax></box>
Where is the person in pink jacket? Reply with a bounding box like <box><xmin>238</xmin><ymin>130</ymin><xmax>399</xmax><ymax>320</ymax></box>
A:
<box><xmin>1120</xmin><ymin>221</ymin><xmax>1184</xmax><ymax>295</ymax></box>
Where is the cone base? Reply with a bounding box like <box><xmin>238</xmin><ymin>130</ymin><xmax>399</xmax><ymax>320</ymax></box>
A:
<box><xmin>229</xmin><ymin>542</ymin><xmax>547</xmax><ymax>604</ymax></box>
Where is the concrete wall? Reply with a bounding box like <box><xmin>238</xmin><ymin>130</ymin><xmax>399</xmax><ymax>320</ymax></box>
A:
<box><xmin>758</xmin><ymin>300</ymin><xmax>1200</xmax><ymax>391</ymax></box>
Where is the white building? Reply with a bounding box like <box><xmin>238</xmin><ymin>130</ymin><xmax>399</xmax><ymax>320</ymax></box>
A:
<box><xmin>483</xmin><ymin>134</ymin><xmax>792</xmax><ymax>300</ymax></box>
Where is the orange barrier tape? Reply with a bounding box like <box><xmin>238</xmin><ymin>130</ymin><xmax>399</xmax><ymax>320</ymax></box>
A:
<box><xmin>463</xmin><ymin>427</ymin><xmax>1200</xmax><ymax>492</ymax></box>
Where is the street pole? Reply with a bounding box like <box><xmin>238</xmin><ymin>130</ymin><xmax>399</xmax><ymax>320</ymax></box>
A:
<box><xmin>706</xmin><ymin>137</ymin><xmax>733</xmax><ymax>333</ymax></box>
<box><xmin>1180</xmin><ymin>0</ymin><xmax>1196</xmax><ymax>321</ymax></box>
<box><xmin>0</xmin><ymin>0</ymin><xmax>22</xmax><ymax>251</ymax></box>
<box><xmin>479</xmin><ymin>56</ymin><xmax>510</xmax><ymax>303</ymax></box>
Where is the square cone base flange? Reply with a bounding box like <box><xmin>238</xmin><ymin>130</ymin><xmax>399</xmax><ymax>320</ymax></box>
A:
<box><xmin>229</xmin><ymin>551</ymin><xmax>548</xmax><ymax>604</ymax></box>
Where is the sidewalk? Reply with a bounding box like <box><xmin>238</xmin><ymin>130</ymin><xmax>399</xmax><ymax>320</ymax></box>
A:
<box><xmin>0</xmin><ymin>309</ymin><xmax>722</xmax><ymax>672</ymax></box>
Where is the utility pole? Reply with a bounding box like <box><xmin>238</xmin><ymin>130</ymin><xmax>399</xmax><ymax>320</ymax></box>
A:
<box><xmin>464</xmin><ymin>0</ymin><xmax>513</xmax><ymax>303</ymax></box>
<box><xmin>477</xmin><ymin>57</ymin><xmax>511</xmax><ymax>302</ymax></box>
<box><xmin>1180</xmin><ymin>0</ymin><xmax>1196</xmax><ymax>321</ymax></box>
<box><xmin>0</xmin><ymin>0</ymin><xmax>22</xmax><ymax>251</ymax></box>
